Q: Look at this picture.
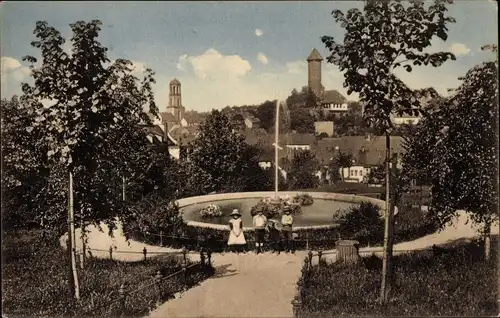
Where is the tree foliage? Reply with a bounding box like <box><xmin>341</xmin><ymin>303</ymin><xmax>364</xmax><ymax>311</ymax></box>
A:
<box><xmin>333</xmin><ymin>151</ymin><xmax>355</xmax><ymax>181</ymax></box>
<box><xmin>290</xmin><ymin>108</ymin><xmax>315</xmax><ymax>134</ymax></box>
<box><xmin>403</xmin><ymin>61</ymin><xmax>498</xmax><ymax>228</ymax></box>
<box><xmin>288</xmin><ymin>150</ymin><xmax>319</xmax><ymax>190</ymax></box>
<box><xmin>182</xmin><ymin>110</ymin><xmax>269</xmax><ymax>194</ymax></box>
<box><xmin>2</xmin><ymin>20</ymin><xmax>173</xmax><ymax>230</ymax></box>
<box><xmin>321</xmin><ymin>0</ymin><xmax>456</xmax><ymax>131</ymax></box>
<box><xmin>255</xmin><ymin>100</ymin><xmax>276</xmax><ymax>132</ymax></box>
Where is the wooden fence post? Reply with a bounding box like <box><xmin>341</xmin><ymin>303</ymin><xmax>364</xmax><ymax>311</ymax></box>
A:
<box><xmin>143</xmin><ymin>247</ymin><xmax>147</xmax><ymax>261</ymax></box>
<box><xmin>200</xmin><ymin>248</ymin><xmax>206</xmax><ymax>266</ymax></box>
<box><xmin>155</xmin><ymin>270</ymin><xmax>163</xmax><ymax>307</ymax></box>
<box><xmin>303</xmin><ymin>258</ymin><xmax>309</xmax><ymax>273</ymax></box>
<box><xmin>109</xmin><ymin>246</ymin><xmax>113</xmax><ymax>260</ymax></box>
<box><xmin>160</xmin><ymin>231</ymin><xmax>163</xmax><ymax>247</ymax></box>
<box><xmin>293</xmin><ymin>279</ymin><xmax>304</xmax><ymax>317</ymax></box>
<box><xmin>182</xmin><ymin>247</ymin><xmax>188</xmax><ymax>264</ymax></box>
<box><xmin>207</xmin><ymin>249</ymin><xmax>212</xmax><ymax>268</ymax></box>
<box><xmin>182</xmin><ymin>260</ymin><xmax>188</xmax><ymax>290</ymax></box>
<box><xmin>119</xmin><ymin>283</ymin><xmax>126</xmax><ymax>317</ymax></box>
<box><xmin>291</xmin><ymin>295</ymin><xmax>301</xmax><ymax>317</ymax></box>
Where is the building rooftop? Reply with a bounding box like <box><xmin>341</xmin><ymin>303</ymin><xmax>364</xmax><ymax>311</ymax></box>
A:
<box><xmin>160</xmin><ymin>111</ymin><xmax>178</xmax><ymax>123</ymax></box>
<box><xmin>314</xmin><ymin>135</ymin><xmax>405</xmax><ymax>166</ymax></box>
<box><xmin>307</xmin><ymin>48</ymin><xmax>323</xmax><ymax>62</ymax></box>
<box><xmin>183</xmin><ymin>111</ymin><xmax>205</xmax><ymax>124</ymax></box>
<box><xmin>321</xmin><ymin>90</ymin><xmax>346</xmax><ymax>104</ymax></box>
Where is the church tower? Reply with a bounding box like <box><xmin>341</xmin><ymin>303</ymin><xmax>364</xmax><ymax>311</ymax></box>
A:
<box><xmin>166</xmin><ymin>78</ymin><xmax>185</xmax><ymax>122</ymax></box>
<box><xmin>307</xmin><ymin>48</ymin><xmax>323</xmax><ymax>98</ymax></box>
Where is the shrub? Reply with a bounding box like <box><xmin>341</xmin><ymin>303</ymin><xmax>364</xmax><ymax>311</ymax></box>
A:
<box><xmin>198</xmin><ymin>204</ymin><xmax>222</xmax><ymax>218</ymax></box>
<box><xmin>335</xmin><ymin>201</ymin><xmax>384</xmax><ymax>246</ymax></box>
<box><xmin>123</xmin><ymin>193</ymin><xmax>185</xmax><ymax>240</ymax></box>
<box><xmin>393</xmin><ymin>205</ymin><xmax>439</xmax><ymax>244</ymax></box>
<box><xmin>293</xmin><ymin>193</ymin><xmax>314</xmax><ymax>206</ymax></box>
<box><xmin>298</xmin><ymin>237</ymin><xmax>498</xmax><ymax>317</ymax></box>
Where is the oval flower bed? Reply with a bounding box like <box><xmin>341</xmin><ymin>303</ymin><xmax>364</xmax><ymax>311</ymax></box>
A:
<box><xmin>199</xmin><ymin>204</ymin><xmax>222</xmax><ymax>218</ymax></box>
<box><xmin>249</xmin><ymin>194</ymin><xmax>315</xmax><ymax>219</ymax></box>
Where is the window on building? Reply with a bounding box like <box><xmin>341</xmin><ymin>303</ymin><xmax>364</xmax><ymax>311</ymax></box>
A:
<box><xmin>354</xmin><ymin>170</ymin><xmax>358</xmax><ymax>176</ymax></box>
<box><xmin>359</xmin><ymin>170</ymin><xmax>363</xmax><ymax>176</ymax></box>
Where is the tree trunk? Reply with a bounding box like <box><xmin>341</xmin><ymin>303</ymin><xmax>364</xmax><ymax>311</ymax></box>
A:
<box><xmin>80</xmin><ymin>215</ymin><xmax>85</xmax><ymax>270</ymax></box>
<box><xmin>484</xmin><ymin>221</ymin><xmax>491</xmax><ymax>261</ymax></box>
<box><xmin>68</xmin><ymin>171</ymin><xmax>80</xmax><ymax>300</ymax></box>
<box><xmin>380</xmin><ymin>131</ymin><xmax>395</xmax><ymax>305</ymax></box>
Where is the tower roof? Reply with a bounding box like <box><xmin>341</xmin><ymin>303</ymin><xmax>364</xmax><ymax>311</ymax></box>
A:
<box><xmin>307</xmin><ymin>48</ymin><xmax>323</xmax><ymax>62</ymax></box>
<box><xmin>170</xmin><ymin>78</ymin><xmax>181</xmax><ymax>85</ymax></box>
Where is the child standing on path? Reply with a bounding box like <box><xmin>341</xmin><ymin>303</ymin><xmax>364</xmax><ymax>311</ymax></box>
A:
<box><xmin>281</xmin><ymin>205</ymin><xmax>294</xmax><ymax>253</ymax></box>
<box><xmin>227</xmin><ymin>209</ymin><xmax>246</xmax><ymax>253</ymax></box>
<box><xmin>266</xmin><ymin>220</ymin><xmax>282</xmax><ymax>254</ymax></box>
<box><xmin>253</xmin><ymin>208</ymin><xmax>267</xmax><ymax>254</ymax></box>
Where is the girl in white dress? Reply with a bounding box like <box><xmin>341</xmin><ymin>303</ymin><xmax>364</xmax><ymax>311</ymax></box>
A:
<box><xmin>227</xmin><ymin>209</ymin><xmax>247</xmax><ymax>253</ymax></box>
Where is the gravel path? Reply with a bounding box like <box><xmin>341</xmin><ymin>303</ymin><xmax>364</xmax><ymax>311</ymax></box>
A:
<box><xmin>61</xmin><ymin>210</ymin><xmax>498</xmax><ymax>318</ymax></box>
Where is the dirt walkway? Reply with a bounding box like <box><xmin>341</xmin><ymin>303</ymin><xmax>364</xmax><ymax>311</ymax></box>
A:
<box><xmin>61</xmin><ymin>210</ymin><xmax>498</xmax><ymax>317</ymax></box>
<box><xmin>149</xmin><ymin>251</ymin><xmax>306</xmax><ymax>318</ymax></box>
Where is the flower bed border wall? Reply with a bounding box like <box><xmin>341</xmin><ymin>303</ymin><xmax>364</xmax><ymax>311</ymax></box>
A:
<box><xmin>125</xmin><ymin>192</ymin><xmax>385</xmax><ymax>251</ymax></box>
<box><xmin>178</xmin><ymin>192</ymin><xmax>385</xmax><ymax>251</ymax></box>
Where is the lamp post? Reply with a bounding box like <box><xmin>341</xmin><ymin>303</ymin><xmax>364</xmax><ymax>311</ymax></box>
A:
<box><xmin>273</xmin><ymin>99</ymin><xmax>282</xmax><ymax>199</ymax></box>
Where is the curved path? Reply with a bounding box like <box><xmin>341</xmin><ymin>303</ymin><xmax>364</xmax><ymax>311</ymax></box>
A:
<box><xmin>63</xmin><ymin>211</ymin><xmax>498</xmax><ymax>318</ymax></box>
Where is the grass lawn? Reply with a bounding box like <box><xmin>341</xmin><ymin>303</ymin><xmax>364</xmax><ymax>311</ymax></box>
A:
<box><xmin>2</xmin><ymin>229</ymin><xmax>213</xmax><ymax>317</ymax></box>
<box><xmin>299</xmin><ymin>236</ymin><xmax>498</xmax><ymax>317</ymax></box>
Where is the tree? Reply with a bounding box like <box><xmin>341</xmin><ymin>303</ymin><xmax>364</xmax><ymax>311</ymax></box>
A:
<box><xmin>403</xmin><ymin>60</ymin><xmax>498</xmax><ymax>259</ymax></box>
<box><xmin>1</xmin><ymin>96</ymin><xmax>53</xmax><ymax>229</ymax></box>
<box><xmin>321</xmin><ymin>0</ymin><xmax>457</xmax><ymax>303</ymax></box>
<box><xmin>183</xmin><ymin>110</ymin><xmax>266</xmax><ymax>194</ymax></box>
<box><xmin>290</xmin><ymin>108</ymin><xmax>315</xmax><ymax>133</ymax></box>
<box><xmin>256</xmin><ymin>100</ymin><xmax>276</xmax><ymax>132</ymax></box>
<box><xmin>15</xmin><ymin>20</ymin><xmax>159</xmax><ymax>299</ymax></box>
<box><xmin>327</xmin><ymin>161</ymin><xmax>342</xmax><ymax>184</ymax></box>
<box><xmin>334</xmin><ymin>151</ymin><xmax>355</xmax><ymax>181</ymax></box>
<box><xmin>288</xmin><ymin>150</ymin><xmax>319</xmax><ymax>190</ymax></box>
<box><xmin>333</xmin><ymin>101</ymin><xmax>367</xmax><ymax>136</ymax></box>
<box><xmin>367</xmin><ymin>164</ymin><xmax>385</xmax><ymax>184</ymax></box>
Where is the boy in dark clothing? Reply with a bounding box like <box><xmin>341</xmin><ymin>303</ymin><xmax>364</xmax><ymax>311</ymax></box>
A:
<box><xmin>266</xmin><ymin>220</ymin><xmax>281</xmax><ymax>254</ymax></box>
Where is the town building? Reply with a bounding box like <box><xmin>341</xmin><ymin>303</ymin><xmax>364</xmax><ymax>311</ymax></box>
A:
<box><xmin>314</xmin><ymin>121</ymin><xmax>335</xmax><ymax>137</ymax></box>
<box><xmin>307</xmin><ymin>48</ymin><xmax>348</xmax><ymax>114</ymax></box>
<box><xmin>146</xmin><ymin>79</ymin><xmax>206</xmax><ymax>159</ymax></box>
<box><xmin>314</xmin><ymin>135</ymin><xmax>404</xmax><ymax>183</ymax></box>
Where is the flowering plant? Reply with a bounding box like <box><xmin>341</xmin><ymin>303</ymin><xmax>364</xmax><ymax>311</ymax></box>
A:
<box><xmin>199</xmin><ymin>204</ymin><xmax>223</xmax><ymax>218</ymax></box>
<box><xmin>293</xmin><ymin>193</ymin><xmax>314</xmax><ymax>206</ymax></box>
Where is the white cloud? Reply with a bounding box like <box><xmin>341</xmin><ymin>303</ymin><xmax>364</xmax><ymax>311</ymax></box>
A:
<box><xmin>448</xmin><ymin>43</ymin><xmax>470</xmax><ymax>57</ymax></box>
<box><xmin>176</xmin><ymin>48</ymin><xmax>252</xmax><ymax>80</ymax></box>
<box><xmin>257</xmin><ymin>52</ymin><xmax>269</xmax><ymax>65</ymax></box>
<box><xmin>255</xmin><ymin>29</ymin><xmax>263</xmax><ymax>37</ymax></box>
<box><xmin>1</xmin><ymin>56</ymin><xmax>31</xmax><ymax>93</ymax></box>
<box><xmin>286</xmin><ymin>60</ymin><xmax>307</xmax><ymax>74</ymax></box>
<box><xmin>130</xmin><ymin>60</ymin><xmax>147</xmax><ymax>75</ymax></box>
<box><xmin>425</xmin><ymin>39</ymin><xmax>471</xmax><ymax>57</ymax></box>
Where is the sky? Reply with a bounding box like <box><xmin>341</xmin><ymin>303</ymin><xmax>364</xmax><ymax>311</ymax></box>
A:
<box><xmin>1</xmin><ymin>1</ymin><xmax>498</xmax><ymax>113</ymax></box>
